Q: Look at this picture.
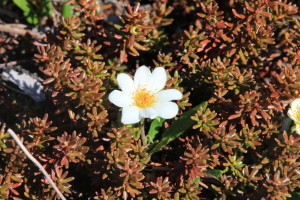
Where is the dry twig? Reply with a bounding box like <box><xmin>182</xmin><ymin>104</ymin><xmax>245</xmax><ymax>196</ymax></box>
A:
<box><xmin>6</xmin><ymin>128</ymin><xmax>66</xmax><ymax>200</ymax></box>
<box><xmin>0</xmin><ymin>24</ymin><xmax>45</xmax><ymax>40</ymax></box>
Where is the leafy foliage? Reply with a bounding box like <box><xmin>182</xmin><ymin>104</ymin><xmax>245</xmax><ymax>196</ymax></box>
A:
<box><xmin>13</xmin><ymin>0</ymin><xmax>52</xmax><ymax>25</ymax></box>
<box><xmin>1</xmin><ymin>0</ymin><xmax>300</xmax><ymax>199</ymax></box>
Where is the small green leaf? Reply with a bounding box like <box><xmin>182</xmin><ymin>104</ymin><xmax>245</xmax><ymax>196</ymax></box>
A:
<box><xmin>204</xmin><ymin>169</ymin><xmax>223</xmax><ymax>178</ymax></box>
<box><xmin>13</xmin><ymin>0</ymin><xmax>39</xmax><ymax>25</ymax></box>
<box><xmin>190</xmin><ymin>177</ymin><xmax>200</xmax><ymax>185</ymax></box>
<box><xmin>13</xmin><ymin>0</ymin><xmax>30</xmax><ymax>13</ymax></box>
<box><xmin>62</xmin><ymin>177</ymin><xmax>75</xmax><ymax>183</ymax></box>
<box><xmin>148</xmin><ymin>101</ymin><xmax>208</xmax><ymax>155</ymax></box>
<box><xmin>41</xmin><ymin>0</ymin><xmax>52</xmax><ymax>17</ymax></box>
<box><xmin>114</xmin><ymin>24</ymin><xmax>123</xmax><ymax>30</ymax></box>
<box><xmin>148</xmin><ymin>117</ymin><xmax>165</xmax><ymax>143</ymax></box>
<box><xmin>62</xmin><ymin>4</ymin><xmax>72</xmax><ymax>18</ymax></box>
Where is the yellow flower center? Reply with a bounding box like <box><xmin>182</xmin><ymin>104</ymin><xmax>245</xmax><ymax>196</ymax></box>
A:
<box><xmin>134</xmin><ymin>89</ymin><xmax>156</xmax><ymax>108</ymax></box>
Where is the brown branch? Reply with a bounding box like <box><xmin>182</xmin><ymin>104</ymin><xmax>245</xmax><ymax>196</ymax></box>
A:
<box><xmin>0</xmin><ymin>60</ymin><xmax>29</xmax><ymax>69</ymax></box>
<box><xmin>0</xmin><ymin>24</ymin><xmax>45</xmax><ymax>40</ymax></box>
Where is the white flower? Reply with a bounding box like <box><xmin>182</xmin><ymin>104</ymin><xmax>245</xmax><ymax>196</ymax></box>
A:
<box><xmin>288</xmin><ymin>98</ymin><xmax>300</xmax><ymax>134</ymax></box>
<box><xmin>109</xmin><ymin>65</ymin><xmax>183</xmax><ymax>124</ymax></box>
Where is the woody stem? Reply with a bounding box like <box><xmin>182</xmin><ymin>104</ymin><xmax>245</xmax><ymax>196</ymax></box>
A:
<box><xmin>7</xmin><ymin>127</ymin><xmax>66</xmax><ymax>200</ymax></box>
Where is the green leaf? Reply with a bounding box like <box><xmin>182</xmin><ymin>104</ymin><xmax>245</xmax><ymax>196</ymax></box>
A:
<box><xmin>62</xmin><ymin>4</ymin><xmax>72</xmax><ymax>18</ymax></box>
<box><xmin>13</xmin><ymin>0</ymin><xmax>30</xmax><ymax>13</ymax></box>
<box><xmin>148</xmin><ymin>101</ymin><xmax>208</xmax><ymax>155</ymax></box>
<box><xmin>27</xmin><ymin>14</ymin><xmax>39</xmax><ymax>25</ymax></box>
<box><xmin>41</xmin><ymin>0</ymin><xmax>52</xmax><ymax>17</ymax></box>
<box><xmin>148</xmin><ymin>117</ymin><xmax>165</xmax><ymax>143</ymax></box>
<box><xmin>13</xmin><ymin>0</ymin><xmax>51</xmax><ymax>25</ymax></box>
<box><xmin>204</xmin><ymin>169</ymin><xmax>223</xmax><ymax>178</ymax></box>
<box><xmin>13</xmin><ymin>0</ymin><xmax>38</xmax><ymax>25</ymax></box>
<box><xmin>190</xmin><ymin>177</ymin><xmax>200</xmax><ymax>184</ymax></box>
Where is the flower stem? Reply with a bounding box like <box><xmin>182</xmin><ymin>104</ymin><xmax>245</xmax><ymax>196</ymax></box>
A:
<box><xmin>140</xmin><ymin>118</ymin><xmax>147</xmax><ymax>146</ymax></box>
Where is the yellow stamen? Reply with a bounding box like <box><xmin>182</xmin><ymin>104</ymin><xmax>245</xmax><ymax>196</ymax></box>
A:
<box><xmin>134</xmin><ymin>89</ymin><xmax>156</xmax><ymax>108</ymax></box>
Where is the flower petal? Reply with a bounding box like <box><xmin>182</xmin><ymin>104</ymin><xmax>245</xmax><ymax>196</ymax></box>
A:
<box><xmin>296</xmin><ymin>124</ymin><xmax>300</xmax><ymax>135</ymax></box>
<box><xmin>153</xmin><ymin>102</ymin><xmax>179</xmax><ymax>119</ymax></box>
<box><xmin>117</xmin><ymin>73</ymin><xmax>135</xmax><ymax>94</ymax></box>
<box><xmin>140</xmin><ymin>108</ymin><xmax>158</xmax><ymax>119</ymax></box>
<box><xmin>150</xmin><ymin>67</ymin><xmax>167</xmax><ymax>92</ymax></box>
<box><xmin>156</xmin><ymin>89</ymin><xmax>182</xmax><ymax>102</ymax></box>
<box><xmin>109</xmin><ymin>90</ymin><xmax>132</xmax><ymax>107</ymax></box>
<box><xmin>121</xmin><ymin>106</ymin><xmax>140</xmax><ymax>124</ymax></box>
<box><xmin>291</xmin><ymin>98</ymin><xmax>300</xmax><ymax>112</ymax></box>
<box><xmin>134</xmin><ymin>65</ymin><xmax>152</xmax><ymax>89</ymax></box>
<box><xmin>288</xmin><ymin>109</ymin><xmax>300</xmax><ymax>124</ymax></box>
<box><xmin>289</xmin><ymin>98</ymin><xmax>300</xmax><ymax>123</ymax></box>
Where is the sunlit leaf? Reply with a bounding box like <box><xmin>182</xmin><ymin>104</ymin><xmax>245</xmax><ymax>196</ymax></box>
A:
<box><xmin>204</xmin><ymin>169</ymin><xmax>223</xmax><ymax>178</ymax></box>
<box><xmin>148</xmin><ymin>101</ymin><xmax>208</xmax><ymax>154</ymax></box>
<box><xmin>148</xmin><ymin>117</ymin><xmax>165</xmax><ymax>143</ymax></box>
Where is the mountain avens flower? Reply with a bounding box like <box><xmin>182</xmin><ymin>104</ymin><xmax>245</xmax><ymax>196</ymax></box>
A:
<box><xmin>109</xmin><ymin>66</ymin><xmax>182</xmax><ymax>124</ymax></box>
<box><xmin>288</xmin><ymin>98</ymin><xmax>300</xmax><ymax>134</ymax></box>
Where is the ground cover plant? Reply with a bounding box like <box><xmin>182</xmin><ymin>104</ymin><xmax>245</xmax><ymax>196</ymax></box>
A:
<box><xmin>1</xmin><ymin>0</ymin><xmax>300</xmax><ymax>199</ymax></box>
